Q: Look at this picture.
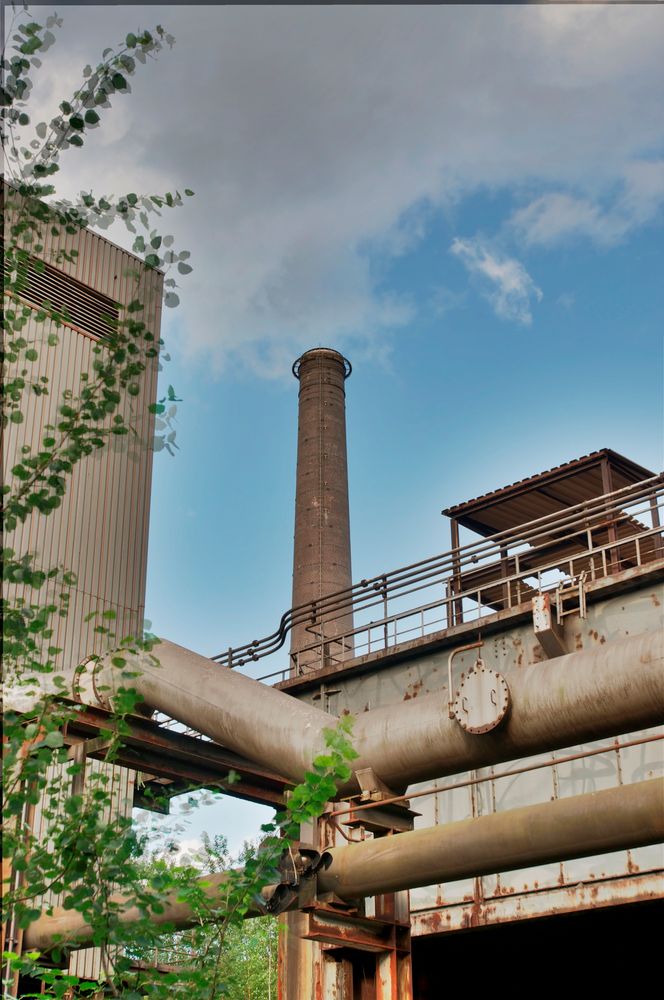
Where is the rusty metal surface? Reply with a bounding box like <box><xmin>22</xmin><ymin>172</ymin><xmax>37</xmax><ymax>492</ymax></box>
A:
<box><xmin>276</xmin><ymin>560</ymin><xmax>664</xmax><ymax>694</ymax></box>
<box><xmin>71</xmin><ymin>624</ymin><xmax>664</xmax><ymax>796</ymax></box>
<box><xmin>442</xmin><ymin>448</ymin><xmax>654</xmax><ymax>533</ymax></box>
<box><xmin>302</xmin><ymin>907</ymin><xmax>410</xmax><ymax>954</ymax></box>
<box><xmin>64</xmin><ymin>702</ymin><xmax>289</xmax><ymax>808</ymax></box>
<box><xmin>318</xmin><ymin>779</ymin><xmax>664</xmax><ymax>901</ymax></box>
<box><xmin>329</xmin><ymin>734</ymin><xmax>664</xmax><ymax>822</ymax></box>
<box><xmin>409</xmin><ymin>872</ymin><xmax>664</xmax><ymax>935</ymax></box>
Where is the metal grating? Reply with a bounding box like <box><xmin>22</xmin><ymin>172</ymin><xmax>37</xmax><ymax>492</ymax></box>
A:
<box><xmin>4</xmin><ymin>250</ymin><xmax>120</xmax><ymax>341</ymax></box>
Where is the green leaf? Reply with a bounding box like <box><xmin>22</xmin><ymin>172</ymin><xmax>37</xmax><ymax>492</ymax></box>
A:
<box><xmin>111</xmin><ymin>72</ymin><xmax>127</xmax><ymax>90</ymax></box>
<box><xmin>84</xmin><ymin>109</ymin><xmax>100</xmax><ymax>125</ymax></box>
<box><xmin>184</xmin><ymin>189</ymin><xmax>195</xmax><ymax>196</ymax></box>
<box><xmin>69</xmin><ymin>115</ymin><xmax>84</xmax><ymax>131</ymax></box>
<box><xmin>43</xmin><ymin>731</ymin><xmax>64</xmax><ymax>749</ymax></box>
<box><xmin>10</xmin><ymin>411</ymin><xmax>24</xmax><ymax>424</ymax></box>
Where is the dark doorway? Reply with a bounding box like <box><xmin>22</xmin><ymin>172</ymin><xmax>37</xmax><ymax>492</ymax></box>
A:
<box><xmin>412</xmin><ymin>900</ymin><xmax>663</xmax><ymax>996</ymax></box>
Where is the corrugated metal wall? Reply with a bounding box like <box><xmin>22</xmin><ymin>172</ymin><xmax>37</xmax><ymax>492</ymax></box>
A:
<box><xmin>4</xmin><ymin>212</ymin><xmax>163</xmax><ymax>978</ymax></box>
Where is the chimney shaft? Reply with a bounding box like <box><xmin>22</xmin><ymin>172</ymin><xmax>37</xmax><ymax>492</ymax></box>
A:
<box><xmin>290</xmin><ymin>348</ymin><xmax>353</xmax><ymax>671</ymax></box>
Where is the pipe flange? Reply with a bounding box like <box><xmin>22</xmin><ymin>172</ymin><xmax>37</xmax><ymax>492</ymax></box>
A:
<box><xmin>453</xmin><ymin>660</ymin><xmax>510</xmax><ymax>735</ymax></box>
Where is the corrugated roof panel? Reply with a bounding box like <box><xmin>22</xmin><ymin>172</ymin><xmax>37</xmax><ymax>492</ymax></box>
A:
<box><xmin>443</xmin><ymin>449</ymin><xmax>657</xmax><ymax>537</ymax></box>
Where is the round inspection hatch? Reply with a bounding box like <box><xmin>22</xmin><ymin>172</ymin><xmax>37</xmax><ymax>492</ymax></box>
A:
<box><xmin>453</xmin><ymin>660</ymin><xmax>510</xmax><ymax>734</ymax></box>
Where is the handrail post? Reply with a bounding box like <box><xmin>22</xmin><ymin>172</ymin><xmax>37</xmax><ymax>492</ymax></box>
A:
<box><xmin>601</xmin><ymin>456</ymin><xmax>620</xmax><ymax>573</ymax></box>
<box><xmin>650</xmin><ymin>492</ymin><xmax>663</xmax><ymax>559</ymax></box>
<box><xmin>382</xmin><ymin>575</ymin><xmax>388</xmax><ymax>650</ymax></box>
<box><xmin>451</xmin><ymin>518</ymin><xmax>464</xmax><ymax>625</ymax></box>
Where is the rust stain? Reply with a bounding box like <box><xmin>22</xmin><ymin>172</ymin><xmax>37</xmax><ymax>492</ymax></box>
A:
<box><xmin>422</xmin><ymin>911</ymin><xmax>443</xmax><ymax>932</ymax></box>
<box><xmin>652</xmin><ymin>593</ymin><xmax>661</xmax><ymax>607</ymax></box>
<box><xmin>403</xmin><ymin>679</ymin><xmax>423</xmax><ymax>701</ymax></box>
<box><xmin>600</xmin><ymin>635</ymin><xmax>606</xmax><ymax>644</ymax></box>
<box><xmin>575</xmin><ymin>633</ymin><xmax>583</xmax><ymax>650</ymax></box>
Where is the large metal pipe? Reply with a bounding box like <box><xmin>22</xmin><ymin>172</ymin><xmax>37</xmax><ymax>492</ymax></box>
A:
<box><xmin>22</xmin><ymin>872</ymin><xmax>279</xmax><ymax>953</ymax></box>
<box><xmin>74</xmin><ymin>639</ymin><xmax>333</xmax><ymax>786</ymax></box>
<box><xmin>290</xmin><ymin>348</ymin><xmax>354</xmax><ymax>668</ymax></box>
<box><xmin>350</xmin><ymin>628</ymin><xmax>664</xmax><ymax>789</ymax></box>
<box><xmin>24</xmin><ymin>778</ymin><xmax>664</xmax><ymax>950</ymax></box>
<box><xmin>319</xmin><ymin>777</ymin><xmax>664</xmax><ymax>900</ymax></box>
<box><xmin>72</xmin><ymin>629</ymin><xmax>664</xmax><ymax>792</ymax></box>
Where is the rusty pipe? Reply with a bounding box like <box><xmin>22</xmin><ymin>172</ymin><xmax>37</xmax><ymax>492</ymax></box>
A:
<box><xmin>319</xmin><ymin>777</ymin><xmax>664</xmax><ymax>900</ymax></box>
<box><xmin>25</xmin><ymin>778</ymin><xmax>664</xmax><ymax>950</ymax></box>
<box><xmin>22</xmin><ymin>871</ymin><xmax>280</xmax><ymax>954</ymax></box>
<box><xmin>350</xmin><ymin>628</ymin><xmax>664</xmax><ymax>790</ymax></box>
<box><xmin>73</xmin><ymin>639</ymin><xmax>334</xmax><ymax>786</ymax></box>
<box><xmin>70</xmin><ymin>629</ymin><xmax>664</xmax><ymax>792</ymax></box>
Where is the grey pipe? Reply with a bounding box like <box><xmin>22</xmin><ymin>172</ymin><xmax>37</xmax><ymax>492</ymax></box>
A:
<box><xmin>319</xmin><ymin>777</ymin><xmax>664</xmax><ymax>899</ymax></box>
<box><xmin>74</xmin><ymin>639</ymin><xmax>333</xmax><ymax>786</ymax></box>
<box><xmin>22</xmin><ymin>872</ymin><xmax>279</xmax><ymax>953</ymax></box>
<box><xmin>73</xmin><ymin>629</ymin><xmax>664</xmax><ymax>792</ymax></box>
<box><xmin>24</xmin><ymin>778</ymin><xmax>664</xmax><ymax>950</ymax></box>
<box><xmin>350</xmin><ymin>628</ymin><xmax>664</xmax><ymax>789</ymax></box>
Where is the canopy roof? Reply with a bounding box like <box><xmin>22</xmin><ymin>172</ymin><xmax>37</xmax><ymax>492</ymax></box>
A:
<box><xmin>442</xmin><ymin>449</ymin><xmax>655</xmax><ymax>538</ymax></box>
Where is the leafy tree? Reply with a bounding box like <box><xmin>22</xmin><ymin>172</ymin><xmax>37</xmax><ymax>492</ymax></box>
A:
<box><xmin>1</xmin><ymin>8</ymin><xmax>358</xmax><ymax>998</ymax></box>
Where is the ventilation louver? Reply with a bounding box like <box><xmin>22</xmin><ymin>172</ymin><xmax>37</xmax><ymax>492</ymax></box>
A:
<box><xmin>4</xmin><ymin>252</ymin><xmax>120</xmax><ymax>342</ymax></box>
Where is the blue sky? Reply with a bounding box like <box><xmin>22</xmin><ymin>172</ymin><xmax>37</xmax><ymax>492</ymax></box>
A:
<box><xmin>19</xmin><ymin>3</ymin><xmax>664</xmax><ymax>851</ymax></box>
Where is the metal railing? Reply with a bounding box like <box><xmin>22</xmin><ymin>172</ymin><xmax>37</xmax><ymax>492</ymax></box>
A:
<box><xmin>212</xmin><ymin>476</ymin><xmax>663</xmax><ymax>684</ymax></box>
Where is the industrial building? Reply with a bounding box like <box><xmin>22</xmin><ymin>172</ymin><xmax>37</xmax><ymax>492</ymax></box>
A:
<box><xmin>3</xmin><ymin>193</ymin><xmax>663</xmax><ymax>997</ymax></box>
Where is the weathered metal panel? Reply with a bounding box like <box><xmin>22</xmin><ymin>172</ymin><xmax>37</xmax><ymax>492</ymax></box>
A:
<box><xmin>298</xmin><ymin>585</ymin><xmax>664</xmax><ymax>929</ymax></box>
<box><xmin>4</xmin><ymin>254</ymin><xmax>161</xmax><ymax>673</ymax></box>
<box><xmin>3</xmin><ymin>219</ymin><xmax>162</xmax><ymax>981</ymax></box>
<box><xmin>410</xmin><ymin>872</ymin><xmax>664</xmax><ymax>935</ymax></box>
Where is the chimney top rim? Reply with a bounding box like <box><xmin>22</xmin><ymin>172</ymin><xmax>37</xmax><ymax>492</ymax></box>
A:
<box><xmin>292</xmin><ymin>348</ymin><xmax>352</xmax><ymax>380</ymax></box>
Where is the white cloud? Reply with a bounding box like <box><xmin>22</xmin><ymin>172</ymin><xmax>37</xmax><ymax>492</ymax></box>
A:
<box><xmin>450</xmin><ymin>238</ymin><xmax>542</xmax><ymax>326</ymax></box>
<box><xmin>15</xmin><ymin>4</ymin><xmax>664</xmax><ymax>372</ymax></box>
<box><xmin>510</xmin><ymin>160</ymin><xmax>664</xmax><ymax>248</ymax></box>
